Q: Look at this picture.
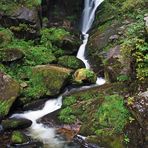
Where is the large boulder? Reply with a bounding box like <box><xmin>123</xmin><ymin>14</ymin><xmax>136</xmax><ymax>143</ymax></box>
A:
<box><xmin>58</xmin><ymin>56</ymin><xmax>85</xmax><ymax>70</ymax></box>
<box><xmin>0</xmin><ymin>72</ymin><xmax>20</xmax><ymax>117</ymax></box>
<box><xmin>0</xmin><ymin>1</ymin><xmax>41</xmax><ymax>39</ymax></box>
<box><xmin>25</xmin><ymin>65</ymin><xmax>73</xmax><ymax>99</ymax></box>
<box><xmin>58</xmin><ymin>83</ymin><xmax>130</xmax><ymax>147</ymax></box>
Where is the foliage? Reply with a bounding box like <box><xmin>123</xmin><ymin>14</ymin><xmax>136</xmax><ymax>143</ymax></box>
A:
<box><xmin>121</xmin><ymin>0</ymin><xmax>146</xmax><ymax>12</ymax></box>
<box><xmin>0</xmin><ymin>99</ymin><xmax>15</xmax><ymax>117</ymax></box>
<box><xmin>40</xmin><ymin>28</ymin><xmax>70</xmax><ymax>48</ymax></box>
<box><xmin>58</xmin><ymin>56</ymin><xmax>84</xmax><ymax>69</ymax></box>
<box><xmin>58</xmin><ymin>107</ymin><xmax>76</xmax><ymax>124</ymax></box>
<box><xmin>0</xmin><ymin>27</ymin><xmax>13</xmax><ymax>47</ymax></box>
<box><xmin>117</xmin><ymin>74</ymin><xmax>130</xmax><ymax>82</ymax></box>
<box><xmin>11</xmin><ymin>131</ymin><xmax>27</xmax><ymax>144</ymax></box>
<box><xmin>95</xmin><ymin>95</ymin><xmax>129</xmax><ymax>135</ymax></box>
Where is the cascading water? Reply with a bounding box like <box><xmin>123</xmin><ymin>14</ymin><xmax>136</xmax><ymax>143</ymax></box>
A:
<box><xmin>12</xmin><ymin>0</ymin><xmax>105</xmax><ymax>147</ymax></box>
<box><xmin>77</xmin><ymin>0</ymin><xmax>105</xmax><ymax>85</ymax></box>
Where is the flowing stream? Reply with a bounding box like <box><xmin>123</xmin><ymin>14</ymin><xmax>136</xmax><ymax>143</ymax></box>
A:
<box><xmin>12</xmin><ymin>0</ymin><xmax>105</xmax><ymax>147</ymax></box>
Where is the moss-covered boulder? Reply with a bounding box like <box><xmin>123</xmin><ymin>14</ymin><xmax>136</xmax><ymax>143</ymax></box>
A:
<box><xmin>58</xmin><ymin>56</ymin><xmax>85</xmax><ymax>70</ymax></box>
<box><xmin>0</xmin><ymin>1</ymin><xmax>41</xmax><ymax>39</ymax></box>
<box><xmin>58</xmin><ymin>83</ymin><xmax>130</xmax><ymax>147</ymax></box>
<box><xmin>0</xmin><ymin>28</ymin><xmax>13</xmax><ymax>47</ymax></box>
<box><xmin>73</xmin><ymin>68</ymin><xmax>97</xmax><ymax>84</ymax></box>
<box><xmin>0</xmin><ymin>72</ymin><xmax>20</xmax><ymax>117</ymax></box>
<box><xmin>24</xmin><ymin>65</ymin><xmax>73</xmax><ymax>99</ymax></box>
<box><xmin>1</xmin><ymin>118</ymin><xmax>32</xmax><ymax>130</ymax></box>
<box><xmin>0</xmin><ymin>48</ymin><xmax>24</xmax><ymax>62</ymax></box>
<box><xmin>11</xmin><ymin>131</ymin><xmax>29</xmax><ymax>144</ymax></box>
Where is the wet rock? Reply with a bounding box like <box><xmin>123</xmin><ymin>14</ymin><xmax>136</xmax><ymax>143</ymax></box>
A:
<box><xmin>39</xmin><ymin>109</ymin><xmax>61</xmax><ymax>127</ymax></box>
<box><xmin>11</xmin><ymin>131</ymin><xmax>29</xmax><ymax>144</ymax></box>
<box><xmin>23</xmin><ymin>99</ymin><xmax>47</xmax><ymax>111</ymax></box>
<box><xmin>73</xmin><ymin>68</ymin><xmax>97</xmax><ymax>84</ymax></box>
<box><xmin>0</xmin><ymin>72</ymin><xmax>20</xmax><ymax>117</ymax></box>
<box><xmin>58</xmin><ymin>56</ymin><xmax>85</xmax><ymax>70</ymax></box>
<box><xmin>0</xmin><ymin>48</ymin><xmax>24</xmax><ymax>62</ymax></box>
<box><xmin>1</xmin><ymin>118</ymin><xmax>32</xmax><ymax>130</ymax></box>
<box><xmin>9</xmin><ymin>141</ymin><xmax>43</xmax><ymax>148</ymax></box>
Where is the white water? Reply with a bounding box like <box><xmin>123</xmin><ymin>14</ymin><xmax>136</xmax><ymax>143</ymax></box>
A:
<box><xmin>11</xmin><ymin>0</ymin><xmax>105</xmax><ymax>147</ymax></box>
<box><xmin>77</xmin><ymin>0</ymin><xmax>105</xmax><ymax>85</ymax></box>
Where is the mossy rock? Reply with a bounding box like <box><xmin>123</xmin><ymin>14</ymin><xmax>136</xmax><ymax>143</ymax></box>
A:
<box><xmin>24</xmin><ymin>65</ymin><xmax>73</xmax><ymax>99</ymax></box>
<box><xmin>58</xmin><ymin>56</ymin><xmax>85</xmax><ymax>70</ymax></box>
<box><xmin>0</xmin><ymin>48</ymin><xmax>24</xmax><ymax>62</ymax></box>
<box><xmin>73</xmin><ymin>68</ymin><xmax>97</xmax><ymax>84</ymax></box>
<box><xmin>59</xmin><ymin>83</ymin><xmax>129</xmax><ymax>138</ymax></box>
<box><xmin>11</xmin><ymin>131</ymin><xmax>29</xmax><ymax>144</ymax></box>
<box><xmin>1</xmin><ymin>118</ymin><xmax>32</xmax><ymax>130</ymax></box>
<box><xmin>0</xmin><ymin>1</ymin><xmax>41</xmax><ymax>39</ymax></box>
<box><xmin>0</xmin><ymin>72</ymin><xmax>20</xmax><ymax>117</ymax></box>
<box><xmin>0</xmin><ymin>28</ymin><xmax>13</xmax><ymax>48</ymax></box>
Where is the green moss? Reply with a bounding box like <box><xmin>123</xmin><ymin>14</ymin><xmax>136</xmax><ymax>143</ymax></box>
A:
<box><xmin>40</xmin><ymin>28</ymin><xmax>70</xmax><ymax>49</ymax></box>
<box><xmin>0</xmin><ymin>99</ymin><xmax>15</xmax><ymax>117</ymax></box>
<box><xmin>0</xmin><ymin>0</ymin><xmax>41</xmax><ymax>14</ymax></box>
<box><xmin>11</xmin><ymin>131</ymin><xmax>28</xmax><ymax>144</ymax></box>
<box><xmin>23</xmin><ymin>65</ymin><xmax>72</xmax><ymax>100</ymax></box>
<box><xmin>58</xmin><ymin>56</ymin><xmax>85</xmax><ymax>69</ymax></box>
<box><xmin>58</xmin><ymin>107</ymin><xmax>76</xmax><ymax>124</ymax></box>
<box><xmin>73</xmin><ymin>68</ymin><xmax>97</xmax><ymax>84</ymax></box>
<box><xmin>6</xmin><ymin>39</ymin><xmax>56</xmax><ymax>66</ymax></box>
<box><xmin>0</xmin><ymin>27</ymin><xmax>13</xmax><ymax>47</ymax></box>
<box><xmin>95</xmin><ymin>95</ymin><xmax>129</xmax><ymax>135</ymax></box>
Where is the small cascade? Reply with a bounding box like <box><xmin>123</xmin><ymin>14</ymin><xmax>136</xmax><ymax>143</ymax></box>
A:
<box><xmin>11</xmin><ymin>0</ymin><xmax>105</xmax><ymax>147</ymax></box>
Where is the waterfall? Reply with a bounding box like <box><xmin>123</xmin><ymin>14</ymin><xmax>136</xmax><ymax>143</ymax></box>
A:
<box><xmin>11</xmin><ymin>0</ymin><xmax>105</xmax><ymax>147</ymax></box>
<box><xmin>77</xmin><ymin>0</ymin><xmax>105</xmax><ymax>85</ymax></box>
